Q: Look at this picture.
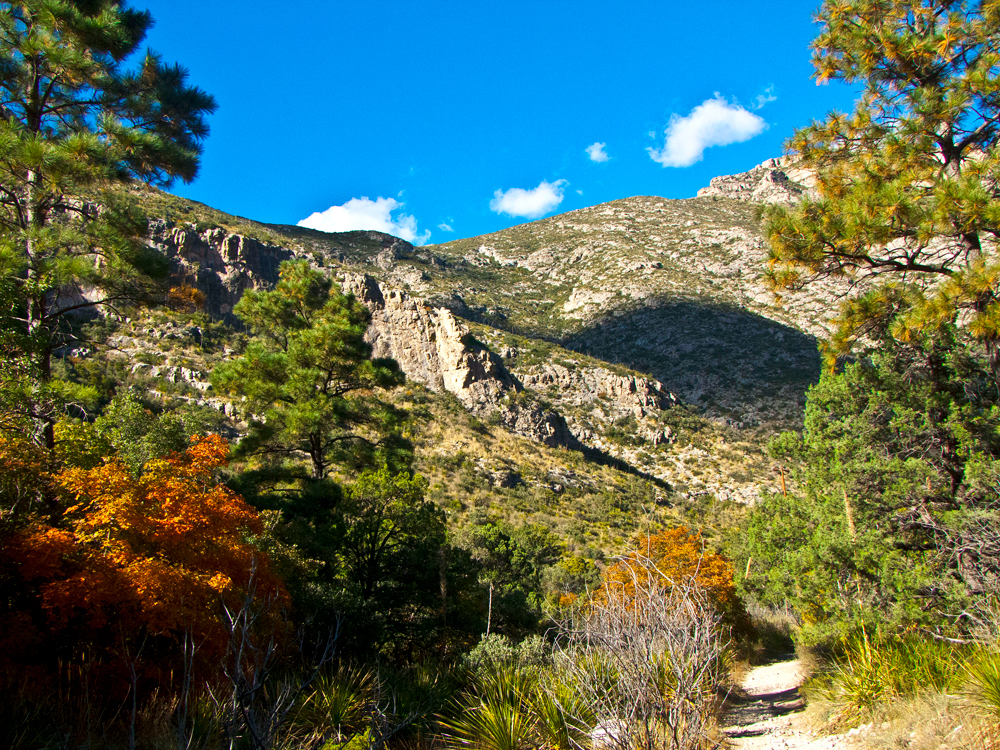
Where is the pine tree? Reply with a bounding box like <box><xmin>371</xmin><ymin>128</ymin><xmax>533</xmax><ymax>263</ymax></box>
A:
<box><xmin>765</xmin><ymin>0</ymin><xmax>1000</xmax><ymax>373</ymax></box>
<box><xmin>0</xmin><ymin>0</ymin><xmax>216</xmax><ymax>447</ymax></box>
<box><xmin>212</xmin><ymin>260</ymin><xmax>408</xmax><ymax>482</ymax></box>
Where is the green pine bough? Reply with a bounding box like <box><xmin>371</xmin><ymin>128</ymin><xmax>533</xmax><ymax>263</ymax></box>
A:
<box><xmin>0</xmin><ymin>0</ymin><xmax>216</xmax><ymax>448</ymax></box>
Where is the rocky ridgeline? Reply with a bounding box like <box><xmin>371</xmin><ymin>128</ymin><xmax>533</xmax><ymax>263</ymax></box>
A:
<box><xmin>120</xmin><ymin>157</ymin><xmax>849</xmax><ymax>503</ymax></box>
<box><xmin>341</xmin><ymin>272</ymin><xmax>679</xmax><ymax>451</ymax></box>
<box><xmin>518</xmin><ymin>363</ymin><xmax>678</xmax><ymax>422</ymax></box>
<box><xmin>144</xmin><ymin>221</ymin><xmax>580</xmax><ymax>447</ymax></box>
<box><xmin>696</xmin><ymin>157</ymin><xmax>817</xmax><ymax>204</ymax></box>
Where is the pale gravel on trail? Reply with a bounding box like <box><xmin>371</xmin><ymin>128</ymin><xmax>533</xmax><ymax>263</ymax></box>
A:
<box><xmin>721</xmin><ymin>659</ymin><xmax>856</xmax><ymax>750</ymax></box>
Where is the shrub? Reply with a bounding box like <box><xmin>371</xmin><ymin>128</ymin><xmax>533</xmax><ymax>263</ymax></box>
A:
<box><xmin>601</xmin><ymin>526</ymin><xmax>750</xmax><ymax>637</ymax></box>
<box><xmin>805</xmin><ymin>628</ymin><xmax>967</xmax><ymax>723</ymax></box>
<box><xmin>553</xmin><ymin>553</ymin><xmax>726</xmax><ymax>750</ymax></box>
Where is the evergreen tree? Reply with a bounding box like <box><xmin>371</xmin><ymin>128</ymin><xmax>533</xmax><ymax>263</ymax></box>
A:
<box><xmin>765</xmin><ymin>0</ymin><xmax>1000</xmax><ymax>373</ymax></box>
<box><xmin>330</xmin><ymin>467</ymin><xmax>447</xmax><ymax>655</ymax></box>
<box><xmin>0</xmin><ymin>0</ymin><xmax>216</xmax><ymax>448</ymax></box>
<box><xmin>736</xmin><ymin>331</ymin><xmax>1000</xmax><ymax>642</ymax></box>
<box><xmin>212</xmin><ymin>260</ymin><xmax>408</xmax><ymax>482</ymax></box>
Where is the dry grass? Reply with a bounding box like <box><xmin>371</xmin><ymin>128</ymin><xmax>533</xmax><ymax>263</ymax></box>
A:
<box><xmin>804</xmin><ymin>689</ymin><xmax>999</xmax><ymax>750</ymax></box>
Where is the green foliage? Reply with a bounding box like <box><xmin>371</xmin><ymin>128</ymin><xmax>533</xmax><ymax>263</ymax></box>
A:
<box><xmin>213</xmin><ymin>260</ymin><xmax>408</xmax><ymax>480</ymax></box>
<box><xmin>94</xmin><ymin>390</ymin><xmax>188</xmax><ymax>475</ymax></box>
<box><xmin>455</xmin><ymin>520</ymin><xmax>564</xmax><ymax>638</ymax></box>
<box><xmin>293</xmin><ymin>664</ymin><xmax>375</xmax><ymax>740</ymax></box>
<box><xmin>736</xmin><ymin>332</ymin><xmax>1000</xmax><ymax>642</ymax></box>
<box><xmin>441</xmin><ymin>661</ymin><xmax>581</xmax><ymax>750</ymax></box>
<box><xmin>332</xmin><ymin>468</ymin><xmax>447</xmax><ymax>653</ymax></box>
<box><xmin>257</xmin><ymin>464</ymin><xmax>453</xmax><ymax>657</ymax></box>
<box><xmin>543</xmin><ymin>555</ymin><xmax>601</xmax><ymax>607</ymax></box>
<box><xmin>764</xmin><ymin>0</ymin><xmax>1000</xmax><ymax>373</ymax></box>
<box><xmin>463</xmin><ymin>634</ymin><xmax>549</xmax><ymax>673</ymax></box>
<box><xmin>0</xmin><ymin>0</ymin><xmax>215</xmax><ymax>448</ymax></box>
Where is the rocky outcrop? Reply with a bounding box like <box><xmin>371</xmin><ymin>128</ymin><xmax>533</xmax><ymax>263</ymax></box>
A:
<box><xmin>696</xmin><ymin>157</ymin><xmax>816</xmax><ymax>204</ymax></box>
<box><xmin>341</xmin><ymin>273</ymin><xmax>576</xmax><ymax>447</ymax></box>
<box><xmin>500</xmin><ymin>401</ymin><xmax>577</xmax><ymax>448</ymax></box>
<box><xmin>342</xmin><ymin>273</ymin><xmax>513</xmax><ymax>408</ymax></box>
<box><xmin>518</xmin><ymin>363</ymin><xmax>678</xmax><ymax>421</ymax></box>
<box><xmin>148</xmin><ymin>220</ymin><xmax>294</xmax><ymax>321</ymax></box>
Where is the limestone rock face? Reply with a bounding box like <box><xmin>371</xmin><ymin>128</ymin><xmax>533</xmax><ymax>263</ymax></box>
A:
<box><xmin>696</xmin><ymin>157</ymin><xmax>816</xmax><ymax>204</ymax></box>
<box><xmin>342</xmin><ymin>273</ymin><xmax>513</xmax><ymax>406</ymax></box>
<box><xmin>148</xmin><ymin>220</ymin><xmax>293</xmax><ymax>321</ymax></box>
<box><xmin>340</xmin><ymin>273</ymin><xmax>580</xmax><ymax>447</ymax></box>
<box><xmin>518</xmin><ymin>363</ymin><xmax>678</xmax><ymax>421</ymax></box>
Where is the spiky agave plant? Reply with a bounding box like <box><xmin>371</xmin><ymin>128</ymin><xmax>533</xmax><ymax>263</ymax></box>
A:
<box><xmin>292</xmin><ymin>664</ymin><xmax>376</xmax><ymax>743</ymax></box>
<box><xmin>439</xmin><ymin>663</ymin><xmax>539</xmax><ymax>750</ymax></box>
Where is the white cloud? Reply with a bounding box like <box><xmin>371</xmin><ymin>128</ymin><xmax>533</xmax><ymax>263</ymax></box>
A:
<box><xmin>489</xmin><ymin>179</ymin><xmax>567</xmax><ymax>219</ymax></box>
<box><xmin>753</xmin><ymin>86</ymin><xmax>777</xmax><ymax>110</ymax></box>
<box><xmin>647</xmin><ymin>95</ymin><xmax>767</xmax><ymax>168</ymax></box>
<box><xmin>585</xmin><ymin>142</ymin><xmax>609</xmax><ymax>162</ymax></box>
<box><xmin>298</xmin><ymin>196</ymin><xmax>431</xmax><ymax>245</ymax></box>
<box><xmin>438</xmin><ymin>222</ymin><xmax>454</xmax><ymax>232</ymax></box>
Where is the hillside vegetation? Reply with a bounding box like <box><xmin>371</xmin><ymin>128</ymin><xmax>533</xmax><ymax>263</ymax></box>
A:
<box><xmin>5</xmin><ymin>1</ymin><xmax>1000</xmax><ymax>749</ymax></box>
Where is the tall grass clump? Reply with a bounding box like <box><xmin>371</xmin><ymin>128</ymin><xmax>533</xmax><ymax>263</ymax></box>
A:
<box><xmin>967</xmin><ymin>650</ymin><xmax>1000</xmax><ymax>721</ymax></box>
<box><xmin>805</xmin><ymin>627</ymin><xmax>968</xmax><ymax>724</ymax></box>
<box><xmin>442</xmin><ymin>634</ymin><xmax>594</xmax><ymax>750</ymax></box>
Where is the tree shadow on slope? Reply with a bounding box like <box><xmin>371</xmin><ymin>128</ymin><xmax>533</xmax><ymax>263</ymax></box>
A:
<box><xmin>563</xmin><ymin>301</ymin><xmax>821</xmax><ymax>429</ymax></box>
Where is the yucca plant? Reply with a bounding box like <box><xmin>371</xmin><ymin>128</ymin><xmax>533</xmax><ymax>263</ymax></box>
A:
<box><xmin>293</xmin><ymin>664</ymin><xmax>376</xmax><ymax>743</ymax></box>
<box><xmin>442</xmin><ymin>697</ymin><xmax>538</xmax><ymax>750</ymax></box>
<box><xmin>440</xmin><ymin>663</ymin><xmax>539</xmax><ymax>750</ymax></box>
<box><xmin>374</xmin><ymin>660</ymin><xmax>462</xmax><ymax>744</ymax></box>
<box><xmin>529</xmin><ymin>680</ymin><xmax>593</xmax><ymax>750</ymax></box>
<box><xmin>810</xmin><ymin>627</ymin><xmax>966</xmax><ymax>723</ymax></box>
<box><xmin>967</xmin><ymin>650</ymin><xmax>1000</xmax><ymax>720</ymax></box>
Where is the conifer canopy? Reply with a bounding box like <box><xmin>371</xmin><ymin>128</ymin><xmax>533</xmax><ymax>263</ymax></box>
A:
<box><xmin>0</xmin><ymin>1</ymin><xmax>216</xmax><ymax>445</ymax></box>
<box><xmin>765</xmin><ymin>0</ymin><xmax>1000</xmax><ymax>370</ymax></box>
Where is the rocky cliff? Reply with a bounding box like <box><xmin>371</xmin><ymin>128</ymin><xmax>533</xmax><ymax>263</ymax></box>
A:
<box><xmin>148</xmin><ymin>219</ymin><xmax>295</xmax><ymax>321</ymax></box>
<box><xmin>340</xmin><ymin>272</ymin><xmax>674</xmax><ymax>451</ymax></box>
<box><xmin>121</xmin><ymin>157</ymin><xmax>841</xmax><ymax>504</ymax></box>
<box><xmin>696</xmin><ymin>156</ymin><xmax>817</xmax><ymax>204</ymax></box>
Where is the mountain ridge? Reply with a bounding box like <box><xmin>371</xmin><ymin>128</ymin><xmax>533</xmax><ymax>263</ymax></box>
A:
<box><xmin>118</xmin><ymin>157</ymin><xmax>835</xmax><ymax>506</ymax></box>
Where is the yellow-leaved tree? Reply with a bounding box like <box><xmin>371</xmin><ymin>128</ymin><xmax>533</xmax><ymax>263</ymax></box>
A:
<box><xmin>0</xmin><ymin>434</ymin><xmax>285</xmax><ymax>681</ymax></box>
<box><xmin>601</xmin><ymin>527</ymin><xmax>750</xmax><ymax>636</ymax></box>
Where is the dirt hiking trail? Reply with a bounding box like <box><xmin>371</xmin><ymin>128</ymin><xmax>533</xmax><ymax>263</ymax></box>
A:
<box><xmin>721</xmin><ymin>658</ymin><xmax>853</xmax><ymax>750</ymax></box>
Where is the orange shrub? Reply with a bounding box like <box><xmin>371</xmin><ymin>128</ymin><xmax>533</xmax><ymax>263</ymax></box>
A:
<box><xmin>167</xmin><ymin>284</ymin><xmax>206</xmax><ymax>312</ymax></box>
<box><xmin>601</xmin><ymin>526</ymin><xmax>750</xmax><ymax>635</ymax></box>
<box><xmin>0</xmin><ymin>435</ymin><xmax>285</xmax><ymax>678</ymax></box>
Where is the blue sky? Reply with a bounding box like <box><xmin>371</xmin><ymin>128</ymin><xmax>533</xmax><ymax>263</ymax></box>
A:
<box><xmin>141</xmin><ymin>0</ymin><xmax>858</xmax><ymax>245</ymax></box>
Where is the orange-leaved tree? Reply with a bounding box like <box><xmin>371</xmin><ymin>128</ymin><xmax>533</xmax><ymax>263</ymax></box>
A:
<box><xmin>0</xmin><ymin>434</ymin><xmax>286</xmax><ymax>679</ymax></box>
<box><xmin>601</xmin><ymin>526</ymin><xmax>749</xmax><ymax>635</ymax></box>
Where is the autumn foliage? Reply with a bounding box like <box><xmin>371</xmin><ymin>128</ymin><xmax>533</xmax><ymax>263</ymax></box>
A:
<box><xmin>0</xmin><ymin>434</ymin><xmax>285</xmax><ymax>678</ymax></box>
<box><xmin>167</xmin><ymin>283</ymin><xmax>207</xmax><ymax>312</ymax></box>
<box><xmin>0</xmin><ymin>432</ymin><xmax>52</xmax><ymax>527</ymax></box>
<box><xmin>601</xmin><ymin>526</ymin><xmax>749</xmax><ymax>635</ymax></box>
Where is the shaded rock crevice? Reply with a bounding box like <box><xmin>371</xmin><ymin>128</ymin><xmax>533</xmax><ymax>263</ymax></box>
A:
<box><xmin>149</xmin><ymin>219</ymin><xmax>293</xmax><ymax>321</ymax></box>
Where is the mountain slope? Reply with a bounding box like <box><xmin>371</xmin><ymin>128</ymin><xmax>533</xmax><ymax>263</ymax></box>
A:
<box><xmin>120</xmin><ymin>158</ymin><xmax>834</xmax><ymax>507</ymax></box>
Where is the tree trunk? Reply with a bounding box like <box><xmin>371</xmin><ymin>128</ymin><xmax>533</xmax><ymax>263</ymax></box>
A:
<box><xmin>309</xmin><ymin>434</ymin><xmax>324</xmax><ymax>480</ymax></box>
<box><xmin>24</xmin><ymin>167</ymin><xmax>56</xmax><ymax>452</ymax></box>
